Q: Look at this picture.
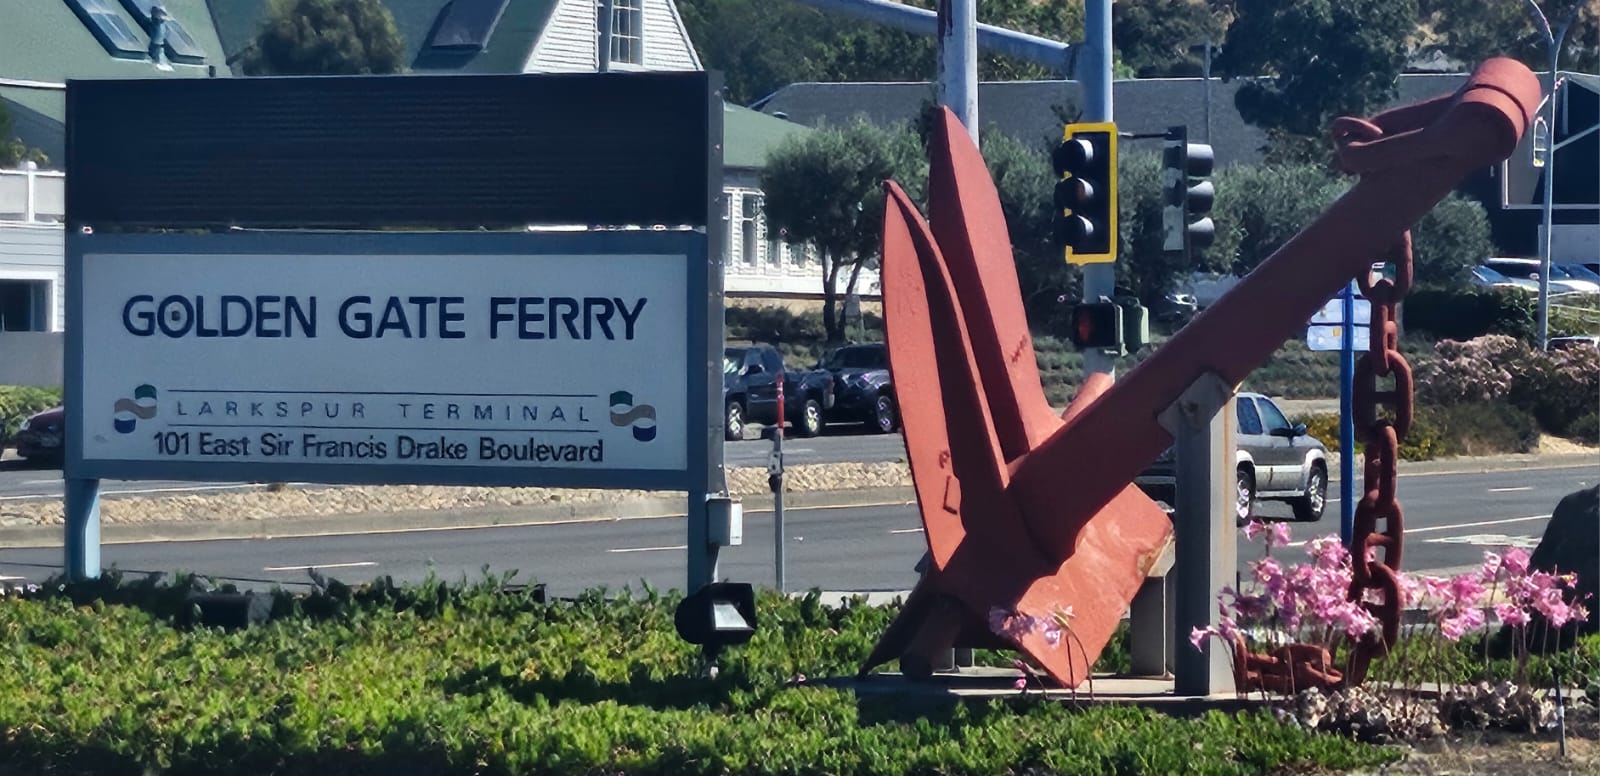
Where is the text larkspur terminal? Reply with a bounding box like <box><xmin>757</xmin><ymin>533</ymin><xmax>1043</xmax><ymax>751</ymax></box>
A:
<box><xmin>120</xmin><ymin>294</ymin><xmax>649</xmax><ymax>341</ymax></box>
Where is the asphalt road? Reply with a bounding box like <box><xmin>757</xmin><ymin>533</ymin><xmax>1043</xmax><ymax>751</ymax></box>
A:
<box><xmin>0</xmin><ymin>430</ymin><xmax>907</xmax><ymax>500</ymax></box>
<box><xmin>1</xmin><ymin>463</ymin><xmax>1592</xmax><ymax>596</ymax></box>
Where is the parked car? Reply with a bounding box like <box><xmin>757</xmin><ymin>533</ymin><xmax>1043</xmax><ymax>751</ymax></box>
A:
<box><xmin>1471</xmin><ymin>264</ymin><xmax>1538</xmax><ymax>293</ymax></box>
<box><xmin>1135</xmin><ymin>392</ymin><xmax>1329</xmax><ymax>523</ymax></box>
<box><xmin>816</xmin><ymin>343</ymin><xmax>898</xmax><ymax>434</ymax></box>
<box><xmin>1484</xmin><ymin>258</ymin><xmax>1598</xmax><ymax>294</ymax></box>
<box><xmin>723</xmin><ymin>345</ymin><xmax>835</xmax><ymax>441</ymax></box>
<box><xmin>13</xmin><ymin>405</ymin><xmax>64</xmax><ymax>465</ymax></box>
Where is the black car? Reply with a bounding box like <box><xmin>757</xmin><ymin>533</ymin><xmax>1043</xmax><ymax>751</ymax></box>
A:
<box><xmin>817</xmin><ymin>343</ymin><xmax>898</xmax><ymax>434</ymax></box>
<box><xmin>723</xmin><ymin>345</ymin><xmax>836</xmax><ymax>440</ymax></box>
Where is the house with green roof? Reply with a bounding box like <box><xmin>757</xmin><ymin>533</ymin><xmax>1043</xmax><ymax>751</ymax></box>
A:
<box><xmin>1</xmin><ymin>0</ymin><xmax>825</xmax><ymax>354</ymax></box>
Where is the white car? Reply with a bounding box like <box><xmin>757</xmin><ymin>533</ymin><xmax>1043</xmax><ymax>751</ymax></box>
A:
<box><xmin>1484</xmin><ymin>258</ymin><xmax>1599</xmax><ymax>294</ymax></box>
<box><xmin>1471</xmin><ymin>265</ymin><xmax>1537</xmax><ymax>292</ymax></box>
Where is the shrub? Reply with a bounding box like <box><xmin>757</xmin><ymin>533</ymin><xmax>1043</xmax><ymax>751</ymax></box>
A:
<box><xmin>1516</xmin><ymin>344</ymin><xmax>1600</xmax><ymax>437</ymax></box>
<box><xmin>0</xmin><ymin>385</ymin><xmax>62</xmax><ymax>444</ymax></box>
<box><xmin>0</xmin><ymin>573</ymin><xmax>1400</xmax><ymax>775</ymax></box>
<box><xmin>1570</xmin><ymin>411</ymin><xmax>1600</xmax><ymax>445</ymax></box>
<box><xmin>1402</xmin><ymin>288</ymin><xmax>1536</xmax><ymax>342</ymax></box>
<box><xmin>1294</xmin><ymin>402</ymin><xmax>1538</xmax><ymax>460</ymax></box>
<box><xmin>1415</xmin><ymin>335</ymin><xmax>1521</xmax><ymax>405</ymax></box>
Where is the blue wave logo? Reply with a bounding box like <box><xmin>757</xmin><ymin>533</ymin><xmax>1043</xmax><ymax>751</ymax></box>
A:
<box><xmin>609</xmin><ymin>391</ymin><xmax>657</xmax><ymax>442</ymax></box>
<box><xmin>113</xmin><ymin>384</ymin><xmax>158</xmax><ymax>434</ymax></box>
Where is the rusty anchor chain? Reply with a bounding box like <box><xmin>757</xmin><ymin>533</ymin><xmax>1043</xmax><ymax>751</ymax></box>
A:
<box><xmin>1234</xmin><ymin>234</ymin><xmax>1414</xmax><ymax>695</ymax></box>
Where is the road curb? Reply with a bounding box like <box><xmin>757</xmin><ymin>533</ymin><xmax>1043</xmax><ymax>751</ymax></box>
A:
<box><xmin>0</xmin><ymin>486</ymin><xmax>919</xmax><ymax>547</ymax></box>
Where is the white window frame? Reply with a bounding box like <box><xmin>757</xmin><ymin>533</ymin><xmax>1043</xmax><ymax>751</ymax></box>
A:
<box><xmin>608</xmin><ymin>0</ymin><xmax>643</xmax><ymax>67</ymax></box>
<box><xmin>0</xmin><ymin>269</ymin><xmax>60</xmax><ymax>333</ymax></box>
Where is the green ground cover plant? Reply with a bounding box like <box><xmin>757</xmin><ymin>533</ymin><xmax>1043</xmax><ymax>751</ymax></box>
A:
<box><xmin>0</xmin><ymin>572</ymin><xmax>1399</xmax><ymax>775</ymax></box>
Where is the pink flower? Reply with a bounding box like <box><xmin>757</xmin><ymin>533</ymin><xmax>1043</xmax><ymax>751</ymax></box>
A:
<box><xmin>1014</xmin><ymin>676</ymin><xmax>1027</xmax><ymax>690</ymax></box>
<box><xmin>1440</xmin><ymin>607</ymin><xmax>1486</xmax><ymax>641</ymax></box>
<box><xmin>1189</xmin><ymin>626</ymin><xmax>1211</xmax><ymax>650</ymax></box>
<box><xmin>988</xmin><ymin>606</ymin><xmax>1009</xmax><ymax>635</ymax></box>
<box><xmin>1503</xmin><ymin>547</ymin><xmax>1530</xmax><ymax>576</ymax></box>
<box><xmin>1448</xmin><ymin>573</ymin><xmax>1487</xmax><ymax>608</ymax></box>
<box><xmin>1480</xmin><ymin>551</ymin><xmax>1502</xmax><ymax>581</ymax></box>
<box><xmin>1494</xmin><ymin>602</ymin><xmax>1530</xmax><ymax>627</ymax></box>
<box><xmin>1243</xmin><ymin>519</ymin><xmax>1267</xmax><ymax>541</ymax></box>
<box><xmin>1042</xmin><ymin>623</ymin><xmax>1063</xmax><ymax>647</ymax></box>
<box><xmin>1308</xmin><ymin>536</ymin><xmax>1348</xmax><ymax>570</ymax></box>
<box><xmin>1269</xmin><ymin>522</ymin><xmax>1293</xmax><ymax>549</ymax></box>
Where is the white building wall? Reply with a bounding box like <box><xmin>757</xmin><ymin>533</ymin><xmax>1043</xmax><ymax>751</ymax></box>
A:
<box><xmin>0</xmin><ymin>169</ymin><xmax>66</xmax><ymax>333</ymax></box>
<box><xmin>721</xmin><ymin>186</ymin><xmax>881</xmax><ymax>300</ymax></box>
<box><xmin>525</xmin><ymin>0</ymin><xmax>702</xmax><ymax>73</ymax></box>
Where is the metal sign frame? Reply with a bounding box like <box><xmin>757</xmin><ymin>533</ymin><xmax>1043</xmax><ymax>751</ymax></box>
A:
<box><xmin>62</xmin><ymin>72</ymin><xmax>727</xmax><ymax>585</ymax></box>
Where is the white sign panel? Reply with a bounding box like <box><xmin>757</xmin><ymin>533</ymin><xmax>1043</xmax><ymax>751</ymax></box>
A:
<box><xmin>1306</xmin><ymin>324</ymin><xmax>1371</xmax><ymax>352</ymax></box>
<box><xmin>1309</xmin><ymin>297</ymin><xmax>1371</xmax><ymax>326</ymax></box>
<box><xmin>79</xmin><ymin>252</ymin><xmax>688</xmax><ymax>475</ymax></box>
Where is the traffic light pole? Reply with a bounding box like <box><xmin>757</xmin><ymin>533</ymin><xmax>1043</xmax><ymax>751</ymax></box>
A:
<box><xmin>1078</xmin><ymin>2</ymin><xmax>1115</xmax><ymax>382</ymax></box>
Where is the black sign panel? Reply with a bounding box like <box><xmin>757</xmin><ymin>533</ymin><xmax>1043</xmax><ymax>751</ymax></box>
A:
<box><xmin>67</xmin><ymin>71</ymin><xmax>720</xmax><ymax>229</ymax></box>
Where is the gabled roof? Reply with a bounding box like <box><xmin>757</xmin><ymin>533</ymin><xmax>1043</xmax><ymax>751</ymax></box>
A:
<box><xmin>723</xmin><ymin>103</ymin><xmax>811</xmax><ymax>170</ymax></box>
<box><xmin>208</xmin><ymin>0</ymin><xmax>559</xmax><ymax>74</ymax></box>
<box><xmin>756</xmin><ymin>73</ymin><xmax>1474</xmax><ymax>167</ymax></box>
<box><xmin>0</xmin><ymin>0</ymin><xmax>228</xmax><ymax>164</ymax></box>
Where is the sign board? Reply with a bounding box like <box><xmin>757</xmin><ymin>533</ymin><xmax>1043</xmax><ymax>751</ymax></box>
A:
<box><xmin>1309</xmin><ymin>296</ymin><xmax>1372</xmax><ymax>326</ymax></box>
<box><xmin>1306</xmin><ymin>324</ymin><xmax>1371</xmax><ymax>352</ymax></box>
<box><xmin>70</xmin><ymin>231</ymin><xmax>704</xmax><ymax>490</ymax></box>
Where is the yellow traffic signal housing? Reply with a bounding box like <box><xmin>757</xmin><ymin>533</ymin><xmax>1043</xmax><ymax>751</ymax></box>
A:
<box><xmin>1052</xmin><ymin>122</ymin><xmax>1119</xmax><ymax>265</ymax></box>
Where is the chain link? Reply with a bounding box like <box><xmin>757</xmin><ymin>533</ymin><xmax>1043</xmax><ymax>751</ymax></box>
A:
<box><xmin>1344</xmin><ymin>234</ymin><xmax>1414</xmax><ymax>686</ymax></box>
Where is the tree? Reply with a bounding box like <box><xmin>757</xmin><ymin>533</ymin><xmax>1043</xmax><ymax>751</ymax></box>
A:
<box><xmin>1210</xmin><ymin>161</ymin><xmax>1351</xmax><ymax>276</ymax></box>
<box><xmin>761</xmin><ymin>120</ymin><xmax>928</xmax><ymax>342</ymax></box>
<box><xmin>234</xmin><ymin>0</ymin><xmax>406</xmax><ymax>76</ymax></box>
<box><xmin>1420</xmin><ymin>0</ymin><xmax>1599</xmax><ymax>74</ymax></box>
<box><xmin>1216</xmin><ymin>0</ymin><xmax>1418</xmax><ymax>161</ymax></box>
<box><xmin>677</xmin><ymin>0</ymin><xmax>1086</xmax><ymax>106</ymax></box>
<box><xmin>1113</xmin><ymin>0</ymin><xmax>1227</xmax><ymax>77</ymax></box>
<box><xmin>0</xmin><ymin>102</ymin><xmax>46</xmax><ymax>169</ymax></box>
<box><xmin>1411</xmin><ymin>193</ymin><xmax>1496</xmax><ymax>288</ymax></box>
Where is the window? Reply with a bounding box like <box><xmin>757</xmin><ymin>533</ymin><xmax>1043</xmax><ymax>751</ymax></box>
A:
<box><xmin>118</xmin><ymin>0</ymin><xmax>207</xmax><ymax>62</ymax></box>
<box><xmin>607</xmin><ymin>0</ymin><xmax>644</xmax><ymax>66</ymax></box>
<box><xmin>67</xmin><ymin>0</ymin><xmax>147</xmax><ymax>58</ymax></box>
<box><xmin>740</xmin><ymin>194</ymin><xmax>761</xmax><ymax>265</ymax></box>
<box><xmin>1255</xmin><ymin>398</ymin><xmax>1292</xmax><ymax>435</ymax></box>
<box><xmin>429</xmin><ymin>0</ymin><xmax>509</xmax><ymax>50</ymax></box>
<box><xmin>0</xmin><ymin>280</ymin><xmax>50</xmax><ymax>332</ymax></box>
<box><xmin>1236</xmin><ymin>398</ymin><xmax>1264</xmax><ymax>436</ymax></box>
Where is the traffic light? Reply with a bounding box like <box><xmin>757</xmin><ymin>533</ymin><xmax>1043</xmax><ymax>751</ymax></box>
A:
<box><xmin>1052</xmin><ymin>122</ymin><xmax>1118</xmax><ymax>265</ymax></box>
<box><xmin>1067</xmin><ymin>300</ymin><xmax>1124</xmax><ymax>352</ymax></box>
<box><xmin>1162</xmin><ymin>125</ymin><xmax>1215</xmax><ymax>260</ymax></box>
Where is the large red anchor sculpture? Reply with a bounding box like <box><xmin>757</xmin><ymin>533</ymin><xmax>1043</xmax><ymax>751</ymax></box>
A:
<box><xmin>866</xmin><ymin>57</ymin><xmax>1541</xmax><ymax>690</ymax></box>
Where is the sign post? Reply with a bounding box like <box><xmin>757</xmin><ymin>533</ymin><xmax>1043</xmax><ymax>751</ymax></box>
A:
<box><xmin>1306</xmin><ymin>283</ymin><xmax>1369</xmax><ymax>545</ymax></box>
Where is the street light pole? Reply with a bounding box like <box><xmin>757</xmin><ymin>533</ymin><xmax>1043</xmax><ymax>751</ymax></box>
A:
<box><xmin>1523</xmin><ymin>0</ymin><xmax>1578</xmax><ymax>351</ymax></box>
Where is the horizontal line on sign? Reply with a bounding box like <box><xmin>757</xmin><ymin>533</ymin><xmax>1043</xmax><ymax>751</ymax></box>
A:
<box><xmin>169</xmin><ymin>390</ymin><xmax>598</xmax><ymax>398</ymax></box>
<box><xmin>608</xmin><ymin>545</ymin><xmax>687</xmax><ymax>554</ymax></box>
<box><xmin>166</xmin><ymin>424</ymin><xmax>600</xmax><ymax>433</ymax></box>
<box><xmin>262</xmin><ymin>561</ymin><xmax>377</xmax><ymax>572</ymax></box>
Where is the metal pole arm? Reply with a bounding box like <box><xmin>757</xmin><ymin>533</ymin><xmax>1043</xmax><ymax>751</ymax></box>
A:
<box><xmin>786</xmin><ymin>0</ymin><xmax>1075</xmax><ymax>76</ymax></box>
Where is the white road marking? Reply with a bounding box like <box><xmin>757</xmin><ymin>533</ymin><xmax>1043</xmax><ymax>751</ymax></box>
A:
<box><xmin>262</xmin><ymin>561</ymin><xmax>377</xmax><ymax>572</ymax></box>
<box><xmin>608</xmin><ymin>544</ymin><xmax>688</xmax><ymax>554</ymax></box>
<box><xmin>1426</xmin><ymin>533</ymin><xmax>1539</xmax><ymax>549</ymax></box>
<box><xmin>1488</xmin><ymin>486</ymin><xmax>1532</xmax><ymax>493</ymax></box>
<box><xmin>0</xmin><ymin>575</ymin><xmax>26</xmax><ymax>581</ymax></box>
<box><xmin>1287</xmin><ymin>514</ymin><xmax>1552</xmax><ymax>547</ymax></box>
<box><xmin>889</xmin><ymin>527</ymin><xmax>925</xmax><ymax>534</ymax></box>
<box><xmin>21</xmin><ymin>479</ymin><xmax>60</xmax><ymax>486</ymax></box>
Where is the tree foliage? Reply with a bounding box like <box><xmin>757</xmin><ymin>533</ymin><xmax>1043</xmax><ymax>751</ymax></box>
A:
<box><xmin>1411</xmin><ymin>193</ymin><xmax>1496</xmax><ymax>288</ymax></box>
<box><xmin>1210</xmin><ymin>162</ymin><xmax>1351</xmax><ymax>276</ymax></box>
<box><xmin>0</xmin><ymin>102</ymin><xmax>46</xmax><ymax>169</ymax></box>
<box><xmin>1217</xmin><ymin>0</ymin><xmax>1418</xmax><ymax>161</ymax></box>
<box><xmin>1113</xmin><ymin>0</ymin><xmax>1227</xmax><ymax>77</ymax></box>
<box><xmin>677</xmin><ymin>0</ymin><xmax>1084</xmax><ymax>105</ymax></box>
<box><xmin>235</xmin><ymin>0</ymin><xmax>407</xmax><ymax>76</ymax></box>
<box><xmin>1420</xmin><ymin>0</ymin><xmax>1599</xmax><ymax>74</ymax></box>
<box><xmin>761</xmin><ymin>120</ymin><xmax>927</xmax><ymax>342</ymax></box>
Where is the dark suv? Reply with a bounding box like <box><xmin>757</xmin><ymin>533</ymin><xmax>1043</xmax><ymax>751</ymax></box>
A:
<box><xmin>723</xmin><ymin>345</ymin><xmax>835</xmax><ymax>440</ymax></box>
<box><xmin>817</xmin><ymin>343</ymin><xmax>898</xmax><ymax>434</ymax></box>
<box><xmin>1135</xmin><ymin>392</ymin><xmax>1329</xmax><ymax>523</ymax></box>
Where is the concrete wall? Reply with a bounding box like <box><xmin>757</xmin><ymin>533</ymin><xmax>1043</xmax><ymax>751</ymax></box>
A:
<box><xmin>0</xmin><ymin>331</ymin><xmax>63</xmax><ymax>387</ymax></box>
